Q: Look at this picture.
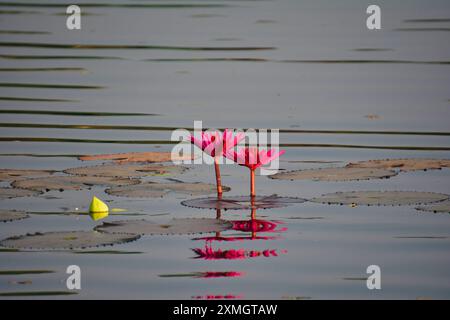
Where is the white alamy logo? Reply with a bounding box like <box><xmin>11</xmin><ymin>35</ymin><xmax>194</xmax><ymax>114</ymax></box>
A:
<box><xmin>66</xmin><ymin>265</ymin><xmax>81</xmax><ymax>290</ymax></box>
<box><xmin>366</xmin><ymin>5</ymin><xmax>381</xmax><ymax>30</ymax></box>
<box><xmin>66</xmin><ymin>5</ymin><xmax>81</xmax><ymax>30</ymax></box>
<box><xmin>366</xmin><ymin>265</ymin><xmax>381</xmax><ymax>290</ymax></box>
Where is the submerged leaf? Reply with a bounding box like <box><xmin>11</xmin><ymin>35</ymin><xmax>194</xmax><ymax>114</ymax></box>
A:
<box><xmin>12</xmin><ymin>175</ymin><xmax>139</xmax><ymax>192</ymax></box>
<box><xmin>64</xmin><ymin>163</ymin><xmax>187</xmax><ymax>178</ymax></box>
<box><xmin>311</xmin><ymin>191</ymin><xmax>449</xmax><ymax>206</ymax></box>
<box><xmin>0</xmin><ymin>231</ymin><xmax>140</xmax><ymax>250</ymax></box>
<box><xmin>270</xmin><ymin>167</ymin><xmax>396</xmax><ymax>181</ymax></box>
<box><xmin>106</xmin><ymin>182</ymin><xmax>229</xmax><ymax>198</ymax></box>
<box><xmin>0</xmin><ymin>210</ymin><xmax>29</xmax><ymax>223</ymax></box>
<box><xmin>346</xmin><ymin>158</ymin><xmax>450</xmax><ymax>172</ymax></box>
<box><xmin>181</xmin><ymin>195</ymin><xmax>306</xmax><ymax>210</ymax></box>
<box><xmin>95</xmin><ymin>218</ymin><xmax>232</xmax><ymax>235</ymax></box>
<box><xmin>0</xmin><ymin>187</ymin><xmax>41</xmax><ymax>199</ymax></box>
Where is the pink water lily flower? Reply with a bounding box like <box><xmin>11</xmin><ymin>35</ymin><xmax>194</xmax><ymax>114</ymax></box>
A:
<box><xmin>189</xmin><ymin>129</ymin><xmax>245</xmax><ymax>197</ymax></box>
<box><xmin>225</xmin><ymin>147</ymin><xmax>285</xmax><ymax>197</ymax></box>
<box><xmin>190</xmin><ymin>129</ymin><xmax>244</xmax><ymax>158</ymax></box>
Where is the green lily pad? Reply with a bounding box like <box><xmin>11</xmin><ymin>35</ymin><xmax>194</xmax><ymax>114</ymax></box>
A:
<box><xmin>0</xmin><ymin>231</ymin><xmax>140</xmax><ymax>250</ymax></box>
<box><xmin>95</xmin><ymin>218</ymin><xmax>232</xmax><ymax>235</ymax></box>
<box><xmin>106</xmin><ymin>182</ymin><xmax>229</xmax><ymax>198</ymax></box>
<box><xmin>270</xmin><ymin>167</ymin><xmax>397</xmax><ymax>181</ymax></box>
<box><xmin>0</xmin><ymin>187</ymin><xmax>41</xmax><ymax>199</ymax></box>
<box><xmin>416</xmin><ymin>200</ymin><xmax>450</xmax><ymax>213</ymax></box>
<box><xmin>12</xmin><ymin>175</ymin><xmax>139</xmax><ymax>192</ymax></box>
<box><xmin>311</xmin><ymin>191</ymin><xmax>449</xmax><ymax>206</ymax></box>
<box><xmin>64</xmin><ymin>163</ymin><xmax>187</xmax><ymax>178</ymax></box>
<box><xmin>0</xmin><ymin>210</ymin><xmax>29</xmax><ymax>223</ymax></box>
<box><xmin>181</xmin><ymin>195</ymin><xmax>307</xmax><ymax>210</ymax></box>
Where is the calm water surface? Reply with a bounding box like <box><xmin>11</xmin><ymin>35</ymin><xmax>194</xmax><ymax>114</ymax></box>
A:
<box><xmin>0</xmin><ymin>0</ymin><xmax>450</xmax><ymax>299</ymax></box>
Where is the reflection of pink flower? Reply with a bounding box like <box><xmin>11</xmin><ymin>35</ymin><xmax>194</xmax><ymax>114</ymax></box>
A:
<box><xmin>200</xmin><ymin>271</ymin><xmax>243</xmax><ymax>278</ymax></box>
<box><xmin>225</xmin><ymin>147</ymin><xmax>285</xmax><ymax>171</ymax></box>
<box><xmin>192</xmin><ymin>219</ymin><xmax>286</xmax><ymax>242</ymax></box>
<box><xmin>232</xmin><ymin>219</ymin><xmax>287</xmax><ymax>233</ymax></box>
<box><xmin>193</xmin><ymin>247</ymin><xmax>246</xmax><ymax>260</ymax></box>
<box><xmin>192</xmin><ymin>247</ymin><xmax>285</xmax><ymax>260</ymax></box>
<box><xmin>190</xmin><ymin>129</ymin><xmax>244</xmax><ymax>158</ymax></box>
<box><xmin>193</xmin><ymin>235</ymin><xmax>278</xmax><ymax>242</ymax></box>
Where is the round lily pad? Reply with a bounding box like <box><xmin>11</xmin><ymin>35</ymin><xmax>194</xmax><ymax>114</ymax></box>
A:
<box><xmin>12</xmin><ymin>175</ymin><xmax>139</xmax><ymax>192</ymax></box>
<box><xmin>181</xmin><ymin>195</ymin><xmax>307</xmax><ymax>210</ymax></box>
<box><xmin>0</xmin><ymin>169</ymin><xmax>56</xmax><ymax>182</ymax></box>
<box><xmin>95</xmin><ymin>218</ymin><xmax>232</xmax><ymax>236</ymax></box>
<box><xmin>106</xmin><ymin>182</ymin><xmax>229</xmax><ymax>198</ymax></box>
<box><xmin>0</xmin><ymin>231</ymin><xmax>140</xmax><ymax>250</ymax></box>
<box><xmin>311</xmin><ymin>191</ymin><xmax>449</xmax><ymax>206</ymax></box>
<box><xmin>78</xmin><ymin>151</ymin><xmax>194</xmax><ymax>163</ymax></box>
<box><xmin>346</xmin><ymin>158</ymin><xmax>450</xmax><ymax>172</ymax></box>
<box><xmin>269</xmin><ymin>167</ymin><xmax>397</xmax><ymax>181</ymax></box>
<box><xmin>416</xmin><ymin>200</ymin><xmax>450</xmax><ymax>214</ymax></box>
<box><xmin>0</xmin><ymin>187</ymin><xmax>42</xmax><ymax>199</ymax></box>
<box><xmin>0</xmin><ymin>210</ymin><xmax>29</xmax><ymax>223</ymax></box>
<box><xmin>64</xmin><ymin>163</ymin><xmax>187</xmax><ymax>178</ymax></box>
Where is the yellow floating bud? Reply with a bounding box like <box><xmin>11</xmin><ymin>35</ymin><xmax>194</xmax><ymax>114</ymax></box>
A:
<box><xmin>89</xmin><ymin>196</ymin><xmax>109</xmax><ymax>213</ymax></box>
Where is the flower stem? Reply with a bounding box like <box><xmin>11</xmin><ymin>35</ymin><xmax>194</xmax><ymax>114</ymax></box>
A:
<box><xmin>214</xmin><ymin>157</ymin><xmax>222</xmax><ymax>197</ymax></box>
<box><xmin>250</xmin><ymin>169</ymin><xmax>255</xmax><ymax>198</ymax></box>
<box><xmin>251</xmin><ymin>208</ymin><xmax>256</xmax><ymax>220</ymax></box>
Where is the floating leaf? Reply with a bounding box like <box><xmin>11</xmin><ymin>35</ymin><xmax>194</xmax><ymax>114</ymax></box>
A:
<box><xmin>106</xmin><ymin>182</ymin><xmax>229</xmax><ymax>198</ymax></box>
<box><xmin>311</xmin><ymin>191</ymin><xmax>449</xmax><ymax>206</ymax></box>
<box><xmin>0</xmin><ymin>210</ymin><xmax>29</xmax><ymax>222</ymax></box>
<box><xmin>181</xmin><ymin>195</ymin><xmax>306</xmax><ymax>210</ymax></box>
<box><xmin>64</xmin><ymin>163</ymin><xmax>187</xmax><ymax>178</ymax></box>
<box><xmin>346</xmin><ymin>158</ymin><xmax>450</xmax><ymax>172</ymax></box>
<box><xmin>270</xmin><ymin>167</ymin><xmax>396</xmax><ymax>181</ymax></box>
<box><xmin>95</xmin><ymin>218</ymin><xmax>232</xmax><ymax>235</ymax></box>
<box><xmin>0</xmin><ymin>231</ymin><xmax>140</xmax><ymax>250</ymax></box>
<box><xmin>0</xmin><ymin>169</ymin><xmax>56</xmax><ymax>182</ymax></box>
<box><xmin>78</xmin><ymin>151</ymin><xmax>194</xmax><ymax>163</ymax></box>
<box><xmin>12</xmin><ymin>175</ymin><xmax>139</xmax><ymax>192</ymax></box>
<box><xmin>416</xmin><ymin>200</ymin><xmax>450</xmax><ymax>213</ymax></box>
<box><xmin>0</xmin><ymin>187</ymin><xmax>41</xmax><ymax>199</ymax></box>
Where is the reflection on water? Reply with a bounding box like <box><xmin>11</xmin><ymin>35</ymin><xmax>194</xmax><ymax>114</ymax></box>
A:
<box><xmin>192</xmin><ymin>209</ymin><xmax>287</xmax><ymax>262</ymax></box>
<box><xmin>0</xmin><ymin>0</ymin><xmax>450</xmax><ymax>299</ymax></box>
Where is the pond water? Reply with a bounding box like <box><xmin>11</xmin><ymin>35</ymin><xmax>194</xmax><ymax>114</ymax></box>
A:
<box><xmin>0</xmin><ymin>0</ymin><xmax>450</xmax><ymax>299</ymax></box>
